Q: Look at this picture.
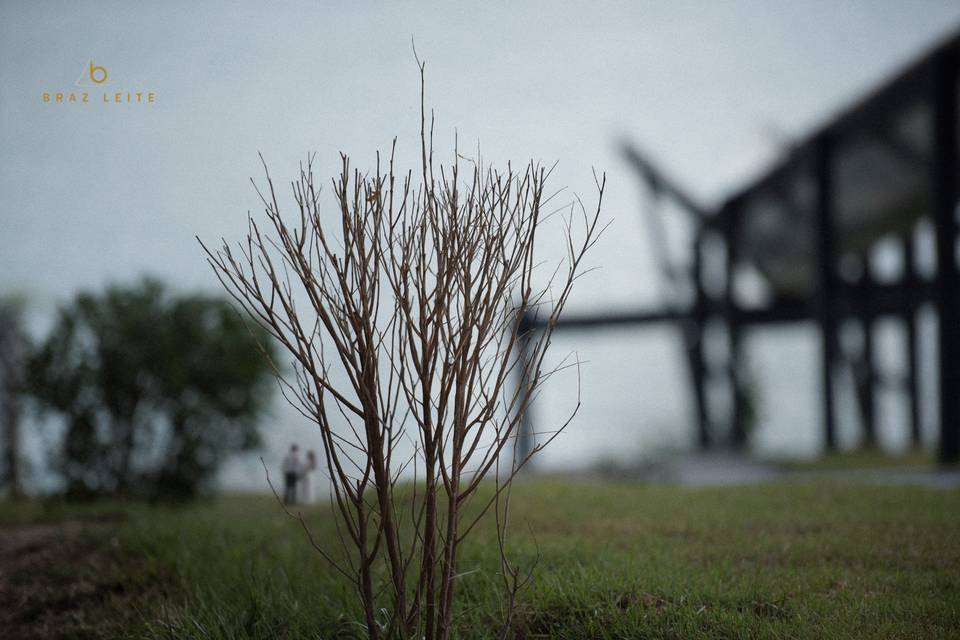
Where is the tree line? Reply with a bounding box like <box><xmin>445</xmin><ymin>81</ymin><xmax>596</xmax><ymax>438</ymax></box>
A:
<box><xmin>0</xmin><ymin>277</ymin><xmax>275</xmax><ymax>500</ymax></box>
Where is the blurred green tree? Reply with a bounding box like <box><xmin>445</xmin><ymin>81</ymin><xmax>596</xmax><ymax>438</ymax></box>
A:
<box><xmin>0</xmin><ymin>295</ymin><xmax>30</xmax><ymax>499</ymax></box>
<box><xmin>28</xmin><ymin>277</ymin><xmax>276</xmax><ymax>499</ymax></box>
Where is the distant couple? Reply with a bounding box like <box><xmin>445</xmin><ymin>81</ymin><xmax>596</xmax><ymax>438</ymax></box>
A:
<box><xmin>281</xmin><ymin>443</ymin><xmax>317</xmax><ymax>505</ymax></box>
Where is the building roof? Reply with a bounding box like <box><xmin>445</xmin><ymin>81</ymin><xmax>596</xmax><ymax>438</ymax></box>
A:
<box><xmin>723</xmin><ymin>29</ymin><xmax>960</xmax><ymax>297</ymax></box>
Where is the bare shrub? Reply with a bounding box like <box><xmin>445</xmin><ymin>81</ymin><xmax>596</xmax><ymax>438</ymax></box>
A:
<box><xmin>200</xmin><ymin>65</ymin><xmax>605</xmax><ymax>639</ymax></box>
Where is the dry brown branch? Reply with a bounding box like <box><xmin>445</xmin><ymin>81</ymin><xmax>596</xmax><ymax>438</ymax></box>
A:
<box><xmin>199</xmin><ymin>65</ymin><xmax>605</xmax><ymax>640</ymax></box>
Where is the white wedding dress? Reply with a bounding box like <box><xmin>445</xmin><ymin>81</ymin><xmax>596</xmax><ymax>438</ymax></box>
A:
<box><xmin>298</xmin><ymin>466</ymin><xmax>315</xmax><ymax>504</ymax></box>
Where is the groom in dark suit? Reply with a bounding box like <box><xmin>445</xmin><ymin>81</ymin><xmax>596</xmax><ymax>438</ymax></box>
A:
<box><xmin>281</xmin><ymin>443</ymin><xmax>300</xmax><ymax>505</ymax></box>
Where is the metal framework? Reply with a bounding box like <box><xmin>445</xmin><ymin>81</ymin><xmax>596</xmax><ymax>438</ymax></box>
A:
<box><xmin>519</xmin><ymin>30</ymin><xmax>960</xmax><ymax>464</ymax></box>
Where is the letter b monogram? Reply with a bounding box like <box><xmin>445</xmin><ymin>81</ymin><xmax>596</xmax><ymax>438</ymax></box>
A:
<box><xmin>89</xmin><ymin>62</ymin><xmax>108</xmax><ymax>84</ymax></box>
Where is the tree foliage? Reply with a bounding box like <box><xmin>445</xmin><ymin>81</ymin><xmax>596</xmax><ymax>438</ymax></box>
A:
<box><xmin>0</xmin><ymin>295</ymin><xmax>29</xmax><ymax>498</ymax></box>
<box><xmin>28</xmin><ymin>277</ymin><xmax>276</xmax><ymax>499</ymax></box>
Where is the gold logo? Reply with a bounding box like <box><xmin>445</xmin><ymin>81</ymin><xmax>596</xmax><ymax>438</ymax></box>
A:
<box><xmin>42</xmin><ymin>61</ymin><xmax>156</xmax><ymax>105</ymax></box>
<box><xmin>88</xmin><ymin>62</ymin><xmax>108</xmax><ymax>85</ymax></box>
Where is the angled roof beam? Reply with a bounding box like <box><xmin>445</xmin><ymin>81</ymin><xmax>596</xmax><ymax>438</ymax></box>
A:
<box><xmin>722</xmin><ymin>29</ymin><xmax>959</xmax><ymax>211</ymax></box>
<box><xmin>619</xmin><ymin>141</ymin><xmax>708</xmax><ymax>219</ymax></box>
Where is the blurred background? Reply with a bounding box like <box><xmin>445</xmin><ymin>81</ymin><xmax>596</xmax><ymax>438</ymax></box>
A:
<box><xmin>2</xmin><ymin>1</ymin><xmax>960</xmax><ymax>498</ymax></box>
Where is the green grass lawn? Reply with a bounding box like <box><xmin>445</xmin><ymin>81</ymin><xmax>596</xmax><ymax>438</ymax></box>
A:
<box><xmin>2</xmin><ymin>478</ymin><xmax>959</xmax><ymax>639</ymax></box>
<box><xmin>774</xmin><ymin>448</ymin><xmax>938</xmax><ymax>471</ymax></box>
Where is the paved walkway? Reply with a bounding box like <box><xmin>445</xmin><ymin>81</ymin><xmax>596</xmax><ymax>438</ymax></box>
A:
<box><xmin>591</xmin><ymin>452</ymin><xmax>960</xmax><ymax>489</ymax></box>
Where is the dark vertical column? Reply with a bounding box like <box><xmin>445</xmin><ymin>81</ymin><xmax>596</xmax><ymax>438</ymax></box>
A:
<box><xmin>902</xmin><ymin>233</ymin><xmax>922</xmax><ymax>447</ymax></box>
<box><xmin>815</xmin><ymin>136</ymin><xmax>839</xmax><ymax>451</ymax></box>
<box><xmin>860</xmin><ymin>255</ymin><xmax>877</xmax><ymax>446</ymax></box>
<box><xmin>933</xmin><ymin>50</ymin><xmax>959</xmax><ymax>464</ymax></box>
<box><xmin>515</xmin><ymin>315</ymin><xmax>535</xmax><ymax>464</ymax></box>
<box><xmin>722</xmin><ymin>204</ymin><xmax>747</xmax><ymax>448</ymax></box>
<box><xmin>690</xmin><ymin>230</ymin><xmax>711</xmax><ymax>449</ymax></box>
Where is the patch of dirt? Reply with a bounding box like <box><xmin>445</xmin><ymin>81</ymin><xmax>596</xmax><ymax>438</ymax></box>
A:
<box><xmin>0</xmin><ymin>518</ymin><xmax>131</xmax><ymax>640</ymax></box>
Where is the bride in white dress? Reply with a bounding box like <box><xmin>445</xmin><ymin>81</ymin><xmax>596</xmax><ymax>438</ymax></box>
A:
<box><xmin>299</xmin><ymin>450</ymin><xmax>317</xmax><ymax>504</ymax></box>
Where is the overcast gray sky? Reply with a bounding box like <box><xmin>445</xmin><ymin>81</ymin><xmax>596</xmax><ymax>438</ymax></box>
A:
<box><xmin>3</xmin><ymin>1</ymin><xmax>959</xmax><ymax>483</ymax></box>
<box><xmin>4</xmin><ymin>1</ymin><xmax>960</xmax><ymax>312</ymax></box>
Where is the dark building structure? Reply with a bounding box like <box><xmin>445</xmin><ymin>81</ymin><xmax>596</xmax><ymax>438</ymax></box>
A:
<box><xmin>520</xmin><ymin>30</ymin><xmax>959</xmax><ymax>465</ymax></box>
